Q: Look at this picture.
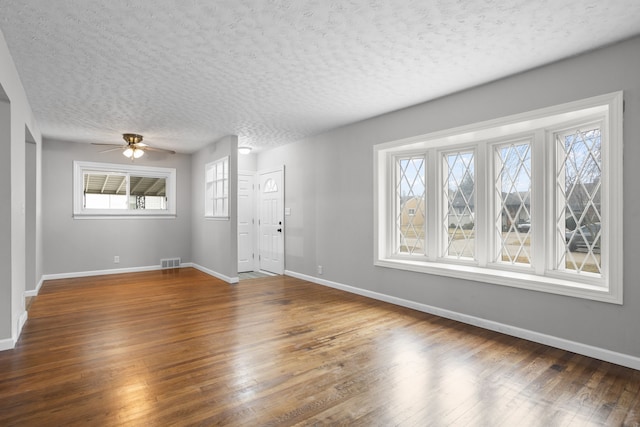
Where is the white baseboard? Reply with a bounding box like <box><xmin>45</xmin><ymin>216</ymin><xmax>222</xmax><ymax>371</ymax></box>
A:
<box><xmin>18</xmin><ymin>310</ymin><xmax>28</xmax><ymax>335</ymax></box>
<box><xmin>0</xmin><ymin>338</ymin><xmax>14</xmax><ymax>351</ymax></box>
<box><xmin>41</xmin><ymin>265</ymin><xmax>164</xmax><ymax>281</ymax></box>
<box><xmin>37</xmin><ymin>263</ymin><xmax>237</xmax><ymax>288</ymax></box>
<box><xmin>285</xmin><ymin>269</ymin><xmax>640</xmax><ymax>371</ymax></box>
<box><xmin>25</xmin><ymin>277</ymin><xmax>45</xmax><ymax>297</ymax></box>
<box><xmin>0</xmin><ymin>310</ymin><xmax>28</xmax><ymax>352</ymax></box>
<box><xmin>2</xmin><ymin>264</ymin><xmax>234</xmax><ymax>354</ymax></box>
<box><xmin>185</xmin><ymin>263</ymin><xmax>239</xmax><ymax>284</ymax></box>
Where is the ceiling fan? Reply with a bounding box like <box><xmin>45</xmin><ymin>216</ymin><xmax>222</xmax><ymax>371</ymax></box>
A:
<box><xmin>92</xmin><ymin>133</ymin><xmax>176</xmax><ymax>159</ymax></box>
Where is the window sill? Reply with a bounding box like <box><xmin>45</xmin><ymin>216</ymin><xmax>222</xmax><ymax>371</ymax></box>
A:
<box><xmin>374</xmin><ymin>257</ymin><xmax>621</xmax><ymax>305</ymax></box>
<box><xmin>205</xmin><ymin>216</ymin><xmax>230</xmax><ymax>221</ymax></box>
<box><xmin>73</xmin><ymin>213</ymin><xmax>176</xmax><ymax>220</ymax></box>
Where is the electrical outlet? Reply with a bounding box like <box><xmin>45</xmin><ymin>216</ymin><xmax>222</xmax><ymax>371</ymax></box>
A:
<box><xmin>114</xmin><ymin>256</ymin><xmax>120</xmax><ymax>264</ymax></box>
<box><xmin>317</xmin><ymin>265</ymin><xmax>323</xmax><ymax>275</ymax></box>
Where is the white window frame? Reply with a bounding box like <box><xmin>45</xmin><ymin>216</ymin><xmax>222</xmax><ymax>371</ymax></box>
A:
<box><xmin>205</xmin><ymin>156</ymin><xmax>229</xmax><ymax>219</ymax></box>
<box><xmin>73</xmin><ymin>161</ymin><xmax>177</xmax><ymax>218</ymax></box>
<box><xmin>374</xmin><ymin>92</ymin><xmax>623</xmax><ymax>304</ymax></box>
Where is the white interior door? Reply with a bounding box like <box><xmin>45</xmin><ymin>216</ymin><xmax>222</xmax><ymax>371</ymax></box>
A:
<box><xmin>238</xmin><ymin>172</ymin><xmax>255</xmax><ymax>273</ymax></box>
<box><xmin>259</xmin><ymin>168</ymin><xmax>284</xmax><ymax>274</ymax></box>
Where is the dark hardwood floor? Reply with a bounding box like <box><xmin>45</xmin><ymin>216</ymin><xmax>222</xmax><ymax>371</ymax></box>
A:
<box><xmin>1</xmin><ymin>268</ymin><xmax>639</xmax><ymax>426</ymax></box>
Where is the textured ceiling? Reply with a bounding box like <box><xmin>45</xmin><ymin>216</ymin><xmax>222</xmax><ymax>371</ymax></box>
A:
<box><xmin>0</xmin><ymin>1</ymin><xmax>639</xmax><ymax>153</ymax></box>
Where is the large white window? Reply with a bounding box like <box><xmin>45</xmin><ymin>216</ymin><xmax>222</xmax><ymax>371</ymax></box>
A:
<box><xmin>205</xmin><ymin>156</ymin><xmax>229</xmax><ymax>218</ymax></box>
<box><xmin>374</xmin><ymin>92</ymin><xmax>623</xmax><ymax>304</ymax></box>
<box><xmin>73</xmin><ymin>161</ymin><xmax>177</xmax><ymax>217</ymax></box>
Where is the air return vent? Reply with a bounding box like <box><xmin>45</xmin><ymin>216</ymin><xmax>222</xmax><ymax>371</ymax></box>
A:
<box><xmin>160</xmin><ymin>258</ymin><xmax>181</xmax><ymax>269</ymax></box>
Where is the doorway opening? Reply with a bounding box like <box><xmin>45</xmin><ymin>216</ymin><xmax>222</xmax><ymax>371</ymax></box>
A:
<box><xmin>237</xmin><ymin>167</ymin><xmax>285</xmax><ymax>278</ymax></box>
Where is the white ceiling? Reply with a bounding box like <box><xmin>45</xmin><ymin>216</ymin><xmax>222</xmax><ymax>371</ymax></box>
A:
<box><xmin>1</xmin><ymin>1</ymin><xmax>639</xmax><ymax>154</ymax></box>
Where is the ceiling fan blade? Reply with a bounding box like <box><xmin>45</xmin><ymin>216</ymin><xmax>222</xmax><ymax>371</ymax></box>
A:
<box><xmin>92</xmin><ymin>143</ymin><xmax>123</xmax><ymax>147</ymax></box>
<box><xmin>99</xmin><ymin>147</ymin><xmax>125</xmax><ymax>153</ymax></box>
<box><xmin>143</xmin><ymin>146</ymin><xmax>176</xmax><ymax>154</ymax></box>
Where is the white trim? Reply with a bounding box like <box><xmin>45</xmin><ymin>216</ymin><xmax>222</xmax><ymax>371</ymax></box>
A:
<box><xmin>204</xmin><ymin>156</ymin><xmax>230</xmax><ymax>218</ymax></box>
<box><xmin>73</xmin><ymin>215</ymin><xmax>177</xmax><ymax>220</ymax></box>
<box><xmin>42</xmin><ymin>265</ymin><xmax>165</xmax><ymax>281</ymax></box>
<box><xmin>284</xmin><ymin>270</ymin><xmax>640</xmax><ymax>371</ymax></box>
<box><xmin>38</xmin><ymin>264</ymin><xmax>237</xmax><ymax>287</ymax></box>
<box><xmin>186</xmin><ymin>263</ymin><xmax>239</xmax><ymax>284</ymax></box>
<box><xmin>0</xmin><ymin>338</ymin><xmax>14</xmax><ymax>351</ymax></box>
<box><xmin>0</xmin><ymin>311</ymin><xmax>29</xmax><ymax>352</ymax></box>
<box><xmin>18</xmin><ymin>311</ymin><xmax>28</xmax><ymax>335</ymax></box>
<box><xmin>73</xmin><ymin>161</ymin><xmax>177</xmax><ymax>218</ymax></box>
<box><xmin>25</xmin><ymin>277</ymin><xmax>45</xmax><ymax>297</ymax></box>
<box><xmin>374</xmin><ymin>92</ymin><xmax>615</xmax><ymax>152</ymax></box>
<box><xmin>374</xmin><ymin>258</ymin><xmax>619</xmax><ymax>304</ymax></box>
<box><xmin>374</xmin><ymin>91</ymin><xmax>623</xmax><ymax>304</ymax></box>
<box><xmin>257</xmin><ymin>166</ymin><xmax>286</xmax><ymax>275</ymax></box>
<box><xmin>238</xmin><ymin>170</ymin><xmax>258</xmax><ymax>273</ymax></box>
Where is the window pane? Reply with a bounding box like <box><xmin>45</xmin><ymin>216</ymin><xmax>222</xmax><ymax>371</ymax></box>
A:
<box><xmin>494</xmin><ymin>141</ymin><xmax>532</xmax><ymax>265</ymax></box>
<box><xmin>205</xmin><ymin>157</ymin><xmax>230</xmax><ymax>217</ymax></box>
<box><xmin>84</xmin><ymin>193</ymin><xmax>127</xmax><ymax>209</ymax></box>
<box><xmin>443</xmin><ymin>151</ymin><xmax>475</xmax><ymax>259</ymax></box>
<box><xmin>125</xmin><ymin>176</ymin><xmax>167</xmax><ymax>211</ymax></box>
<box><xmin>396</xmin><ymin>156</ymin><xmax>425</xmax><ymax>255</ymax></box>
<box><xmin>556</xmin><ymin>127</ymin><xmax>602</xmax><ymax>275</ymax></box>
<box><xmin>129</xmin><ymin>177</ymin><xmax>166</xmax><ymax>197</ymax></box>
<box><xmin>83</xmin><ymin>172</ymin><xmax>127</xmax><ymax>209</ymax></box>
<box><xmin>83</xmin><ymin>173</ymin><xmax>126</xmax><ymax>195</ymax></box>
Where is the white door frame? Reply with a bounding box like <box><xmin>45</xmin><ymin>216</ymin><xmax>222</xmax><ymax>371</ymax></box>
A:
<box><xmin>238</xmin><ymin>170</ymin><xmax>257</xmax><ymax>273</ymax></box>
<box><xmin>258</xmin><ymin>166</ymin><xmax>285</xmax><ymax>275</ymax></box>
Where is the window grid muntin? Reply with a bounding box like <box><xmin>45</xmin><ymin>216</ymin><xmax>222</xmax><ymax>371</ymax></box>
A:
<box><xmin>205</xmin><ymin>156</ymin><xmax>229</xmax><ymax>218</ymax></box>
<box><xmin>493</xmin><ymin>139</ymin><xmax>532</xmax><ymax>266</ymax></box>
<box><xmin>555</xmin><ymin>124</ymin><xmax>603</xmax><ymax>276</ymax></box>
<box><xmin>374</xmin><ymin>92</ymin><xmax>622</xmax><ymax>304</ymax></box>
<box><xmin>394</xmin><ymin>154</ymin><xmax>426</xmax><ymax>256</ymax></box>
<box><xmin>73</xmin><ymin>161</ymin><xmax>175</xmax><ymax>217</ymax></box>
<box><xmin>441</xmin><ymin>149</ymin><xmax>475</xmax><ymax>260</ymax></box>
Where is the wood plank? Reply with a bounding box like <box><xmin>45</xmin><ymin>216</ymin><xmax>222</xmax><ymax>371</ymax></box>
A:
<box><xmin>0</xmin><ymin>268</ymin><xmax>638</xmax><ymax>425</ymax></box>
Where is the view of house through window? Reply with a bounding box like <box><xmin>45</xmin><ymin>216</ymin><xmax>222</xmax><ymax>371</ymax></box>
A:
<box><xmin>443</xmin><ymin>150</ymin><xmax>475</xmax><ymax>259</ymax></box>
<box><xmin>83</xmin><ymin>173</ymin><xmax>167</xmax><ymax>210</ymax></box>
<box><xmin>556</xmin><ymin>125</ymin><xmax>602</xmax><ymax>275</ymax></box>
<box><xmin>375</xmin><ymin>92</ymin><xmax>622</xmax><ymax>303</ymax></box>
<box><xmin>494</xmin><ymin>140</ymin><xmax>532</xmax><ymax>265</ymax></box>
<box><xmin>73</xmin><ymin>161</ymin><xmax>176</xmax><ymax>217</ymax></box>
<box><xmin>396</xmin><ymin>156</ymin><xmax>425</xmax><ymax>255</ymax></box>
<box><xmin>205</xmin><ymin>156</ymin><xmax>229</xmax><ymax>218</ymax></box>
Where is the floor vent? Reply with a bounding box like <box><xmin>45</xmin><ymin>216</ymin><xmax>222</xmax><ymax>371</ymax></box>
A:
<box><xmin>161</xmin><ymin>258</ymin><xmax>181</xmax><ymax>269</ymax></box>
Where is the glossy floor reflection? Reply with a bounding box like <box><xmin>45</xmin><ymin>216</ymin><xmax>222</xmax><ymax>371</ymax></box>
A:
<box><xmin>0</xmin><ymin>268</ymin><xmax>638</xmax><ymax>425</ymax></box>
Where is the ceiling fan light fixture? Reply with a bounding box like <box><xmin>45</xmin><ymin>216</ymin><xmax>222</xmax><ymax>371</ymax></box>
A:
<box><xmin>121</xmin><ymin>133</ymin><xmax>145</xmax><ymax>159</ymax></box>
<box><xmin>122</xmin><ymin>147</ymin><xmax>144</xmax><ymax>159</ymax></box>
<box><xmin>238</xmin><ymin>146</ymin><xmax>252</xmax><ymax>155</ymax></box>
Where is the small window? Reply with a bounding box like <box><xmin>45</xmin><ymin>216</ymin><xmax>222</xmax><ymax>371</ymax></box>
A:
<box><xmin>442</xmin><ymin>149</ymin><xmax>475</xmax><ymax>259</ymax></box>
<box><xmin>73</xmin><ymin>161</ymin><xmax>176</xmax><ymax>217</ymax></box>
<box><xmin>263</xmin><ymin>178</ymin><xmax>278</xmax><ymax>193</ymax></box>
<box><xmin>395</xmin><ymin>155</ymin><xmax>426</xmax><ymax>256</ymax></box>
<box><xmin>494</xmin><ymin>139</ymin><xmax>532</xmax><ymax>265</ymax></box>
<box><xmin>205</xmin><ymin>156</ymin><xmax>229</xmax><ymax>218</ymax></box>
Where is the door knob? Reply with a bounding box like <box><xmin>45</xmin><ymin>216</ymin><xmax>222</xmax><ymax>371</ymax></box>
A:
<box><xmin>277</xmin><ymin>228</ymin><xmax>282</xmax><ymax>232</ymax></box>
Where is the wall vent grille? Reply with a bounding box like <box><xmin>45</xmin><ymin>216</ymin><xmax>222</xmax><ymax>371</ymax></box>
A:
<box><xmin>161</xmin><ymin>258</ymin><xmax>181</xmax><ymax>269</ymax></box>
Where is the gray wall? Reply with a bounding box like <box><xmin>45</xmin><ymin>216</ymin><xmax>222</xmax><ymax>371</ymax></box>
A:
<box><xmin>258</xmin><ymin>36</ymin><xmax>640</xmax><ymax>357</ymax></box>
<box><xmin>191</xmin><ymin>135</ymin><xmax>238</xmax><ymax>280</ymax></box>
<box><xmin>0</xmin><ymin>27</ymin><xmax>43</xmax><ymax>347</ymax></box>
<box><xmin>25</xmin><ymin>137</ymin><xmax>37</xmax><ymax>291</ymax></box>
<box><xmin>0</xmin><ymin>96</ymin><xmax>11</xmax><ymax>338</ymax></box>
<box><xmin>238</xmin><ymin>152</ymin><xmax>257</xmax><ymax>172</ymax></box>
<box><xmin>42</xmin><ymin>140</ymin><xmax>192</xmax><ymax>274</ymax></box>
